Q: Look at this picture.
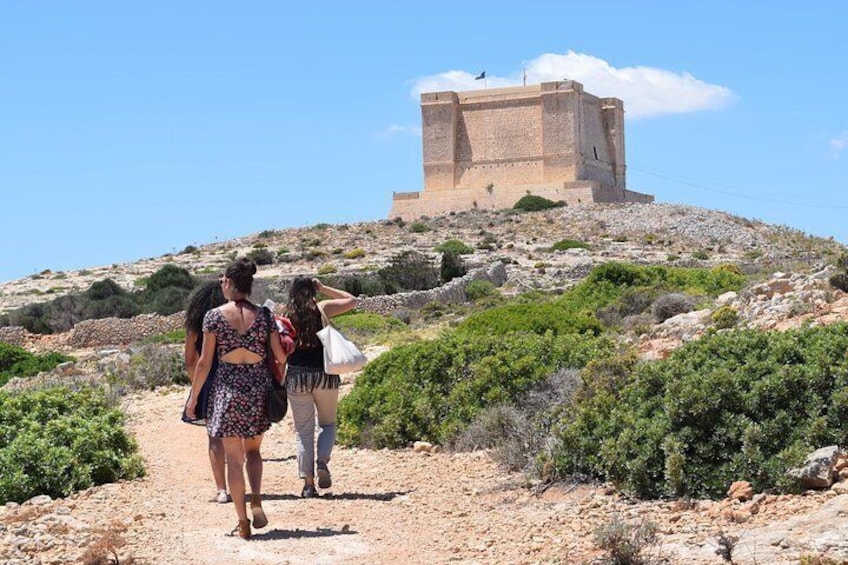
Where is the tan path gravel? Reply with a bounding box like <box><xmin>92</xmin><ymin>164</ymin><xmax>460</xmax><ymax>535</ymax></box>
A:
<box><xmin>118</xmin><ymin>388</ymin><xmax>591</xmax><ymax>565</ymax></box>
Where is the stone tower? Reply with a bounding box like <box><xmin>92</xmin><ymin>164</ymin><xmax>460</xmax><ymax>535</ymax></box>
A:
<box><xmin>390</xmin><ymin>80</ymin><xmax>652</xmax><ymax>219</ymax></box>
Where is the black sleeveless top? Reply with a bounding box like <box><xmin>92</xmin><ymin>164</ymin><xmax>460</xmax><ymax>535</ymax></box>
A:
<box><xmin>287</xmin><ymin>308</ymin><xmax>324</xmax><ymax>369</ymax></box>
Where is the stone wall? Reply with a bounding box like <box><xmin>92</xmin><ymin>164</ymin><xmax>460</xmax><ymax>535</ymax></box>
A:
<box><xmin>0</xmin><ymin>264</ymin><xmax>508</xmax><ymax>349</ymax></box>
<box><xmin>0</xmin><ymin>326</ymin><xmax>26</xmax><ymax>346</ymax></box>
<box><xmin>357</xmin><ymin>262</ymin><xmax>507</xmax><ymax>315</ymax></box>
<box><xmin>65</xmin><ymin>312</ymin><xmax>184</xmax><ymax>348</ymax></box>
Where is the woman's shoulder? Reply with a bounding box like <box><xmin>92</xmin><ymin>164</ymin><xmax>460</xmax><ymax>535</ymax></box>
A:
<box><xmin>203</xmin><ymin>307</ymin><xmax>225</xmax><ymax>324</ymax></box>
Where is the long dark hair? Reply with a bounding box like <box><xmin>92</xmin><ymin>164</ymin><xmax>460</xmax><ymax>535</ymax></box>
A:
<box><xmin>184</xmin><ymin>280</ymin><xmax>226</xmax><ymax>334</ymax></box>
<box><xmin>287</xmin><ymin>276</ymin><xmax>322</xmax><ymax>348</ymax></box>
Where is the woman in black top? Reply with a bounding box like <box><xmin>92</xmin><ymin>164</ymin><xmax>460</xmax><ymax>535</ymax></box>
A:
<box><xmin>286</xmin><ymin>276</ymin><xmax>357</xmax><ymax>497</ymax></box>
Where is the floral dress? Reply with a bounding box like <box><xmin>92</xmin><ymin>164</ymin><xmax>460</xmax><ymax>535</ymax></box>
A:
<box><xmin>203</xmin><ymin>305</ymin><xmax>273</xmax><ymax>438</ymax></box>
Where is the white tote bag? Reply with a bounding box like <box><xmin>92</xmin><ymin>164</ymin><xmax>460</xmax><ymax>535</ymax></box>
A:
<box><xmin>316</xmin><ymin>305</ymin><xmax>367</xmax><ymax>374</ymax></box>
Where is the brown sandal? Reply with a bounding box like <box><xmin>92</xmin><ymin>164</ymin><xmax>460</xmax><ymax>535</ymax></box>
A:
<box><xmin>237</xmin><ymin>519</ymin><xmax>251</xmax><ymax>540</ymax></box>
<box><xmin>250</xmin><ymin>494</ymin><xmax>268</xmax><ymax>529</ymax></box>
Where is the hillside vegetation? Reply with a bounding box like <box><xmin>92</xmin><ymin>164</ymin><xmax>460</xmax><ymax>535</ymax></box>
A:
<box><xmin>1</xmin><ymin>202</ymin><xmax>847</xmax><ymax>506</ymax></box>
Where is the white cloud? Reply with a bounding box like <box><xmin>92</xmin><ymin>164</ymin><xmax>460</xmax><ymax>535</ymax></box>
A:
<box><xmin>375</xmin><ymin>124</ymin><xmax>421</xmax><ymax>138</ymax></box>
<box><xmin>831</xmin><ymin>131</ymin><xmax>848</xmax><ymax>157</ymax></box>
<box><xmin>410</xmin><ymin>51</ymin><xmax>735</xmax><ymax>119</ymax></box>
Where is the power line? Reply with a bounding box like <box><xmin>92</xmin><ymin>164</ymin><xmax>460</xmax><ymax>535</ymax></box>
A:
<box><xmin>629</xmin><ymin>164</ymin><xmax>848</xmax><ymax>210</ymax></box>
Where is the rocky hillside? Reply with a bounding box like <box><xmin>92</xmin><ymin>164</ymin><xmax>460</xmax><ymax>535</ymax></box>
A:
<box><xmin>1</xmin><ymin>203</ymin><xmax>842</xmax><ymax>315</ymax></box>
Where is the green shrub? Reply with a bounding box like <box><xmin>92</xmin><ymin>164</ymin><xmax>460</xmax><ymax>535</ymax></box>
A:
<box><xmin>246</xmin><ymin>248</ymin><xmax>274</xmax><ymax>266</ymax></box>
<box><xmin>338</xmin><ymin>332</ymin><xmax>614</xmax><ymax>448</ymax></box>
<box><xmin>512</xmin><ymin>195</ymin><xmax>565</xmax><ymax>212</ymax></box>
<box><xmin>0</xmin><ymin>342</ymin><xmax>31</xmax><ymax>372</ymax></box>
<box><xmin>434</xmin><ymin>239</ymin><xmax>474</xmax><ymax>255</ymax></box>
<box><xmin>456</xmin><ymin>301</ymin><xmax>603</xmax><ymax>337</ymax></box>
<box><xmin>86</xmin><ymin>278</ymin><xmax>125</xmax><ymax>300</ymax></box>
<box><xmin>465</xmin><ymin>280</ymin><xmax>495</xmax><ymax>301</ymax></box>
<box><xmin>830</xmin><ymin>273</ymin><xmax>848</xmax><ymax>292</ymax></box>
<box><xmin>142</xmin><ymin>329</ymin><xmax>187</xmax><ymax>345</ymax></box>
<box><xmin>409</xmin><ymin>221</ymin><xmax>431</xmax><ymax>233</ymax></box>
<box><xmin>551</xmin><ymin>324</ymin><xmax>848</xmax><ymax>499</ymax></box>
<box><xmin>317</xmin><ymin>264</ymin><xmax>338</xmax><ymax>275</ymax></box>
<box><xmin>377</xmin><ymin>251</ymin><xmax>439</xmax><ymax>294</ymax></box>
<box><xmin>711</xmin><ymin>306</ymin><xmax>739</xmax><ymax>329</ymax></box>
<box><xmin>344</xmin><ymin>248</ymin><xmax>366</xmax><ymax>259</ymax></box>
<box><xmin>551</xmin><ymin>239</ymin><xmax>590</xmax><ymax>251</ymax></box>
<box><xmin>332</xmin><ymin>312</ymin><xmax>409</xmax><ymax>345</ymax></box>
<box><xmin>440</xmin><ymin>251</ymin><xmax>467</xmax><ymax>284</ymax></box>
<box><xmin>0</xmin><ymin>386</ymin><xmax>145</xmax><ymax>503</ymax></box>
<box><xmin>453</xmin><ymin>368</ymin><xmax>581</xmax><ymax>472</ymax></box>
<box><xmin>692</xmin><ymin>250</ymin><xmax>710</xmax><ymax>260</ymax></box>
<box><xmin>146</xmin><ymin>264</ymin><xmax>195</xmax><ymax>293</ymax></box>
<box><xmin>0</xmin><ymin>343</ymin><xmax>73</xmax><ymax>388</ymax></box>
<box><xmin>6</xmin><ymin>265</ymin><xmax>200</xmax><ymax>333</ymax></box>
<box><xmin>594</xmin><ymin>516</ymin><xmax>658</xmax><ymax>565</ymax></box>
<box><xmin>651</xmin><ymin>293</ymin><xmax>697</xmax><ymax>323</ymax></box>
<box><xmin>323</xmin><ymin>273</ymin><xmax>388</xmax><ymax>297</ymax></box>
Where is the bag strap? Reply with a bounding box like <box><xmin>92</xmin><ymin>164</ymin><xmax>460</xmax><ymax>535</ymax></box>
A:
<box><xmin>316</xmin><ymin>302</ymin><xmax>331</xmax><ymax>329</ymax></box>
<box><xmin>262</xmin><ymin>306</ymin><xmax>274</xmax><ymax>351</ymax></box>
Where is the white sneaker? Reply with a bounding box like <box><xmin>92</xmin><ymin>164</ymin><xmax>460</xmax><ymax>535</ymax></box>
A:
<box><xmin>216</xmin><ymin>490</ymin><xmax>230</xmax><ymax>504</ymax></box>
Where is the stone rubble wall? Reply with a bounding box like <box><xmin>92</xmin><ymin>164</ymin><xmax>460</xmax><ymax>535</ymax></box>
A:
<box><xmin>0</xmin><ymin>326</ymin><xmax>26</xmax><ymax>346</ymax></box>
<box><xmin>356</xmin><ymin>262</ymin><xmax>507</xmax><ymax>315</ymax></box>
<box><xmin>0</xmin><ymin>263</ymin><xmax>508</xmax><ymax>349</ymax></box>
<box><xmin>64</xmin><ymin>312</ymin><xmax>184</xmax><ymax>348</ymax></box>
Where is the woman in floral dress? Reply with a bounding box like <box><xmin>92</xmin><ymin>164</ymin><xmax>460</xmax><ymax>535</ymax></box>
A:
<box><xmin>186</xmin><ymin>258</ymin><xmax>288</xmax><ymax>540</ymax></box>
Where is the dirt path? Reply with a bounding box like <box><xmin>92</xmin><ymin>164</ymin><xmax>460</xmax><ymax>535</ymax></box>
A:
<box><xmin>117</xmin><ymin>387</ymin><xmax>588</xmax><ymax>564</ymax></box>
<box><xmin>3</xmin><ymin>386</ymin><xmax>848</xmax><ymax>564</ymax></box>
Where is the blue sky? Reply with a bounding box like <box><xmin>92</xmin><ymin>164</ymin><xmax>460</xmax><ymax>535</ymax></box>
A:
<box><xmin>1</xmin><ymin>1</ymin><xmax>846</xmax><ymax>282</ymax></box>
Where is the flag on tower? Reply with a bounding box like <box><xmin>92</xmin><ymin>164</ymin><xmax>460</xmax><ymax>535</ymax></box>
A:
<box><xmin>474</xmin><ymin>71</ymin><xmax>486</xmax><ymax>80</ymax></box>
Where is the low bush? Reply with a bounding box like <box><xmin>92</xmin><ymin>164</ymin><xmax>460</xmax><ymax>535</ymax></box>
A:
<box><xmin>324</xmin><ymin>273</ymin><xmax>388</xmax><ymax>297</ymax></box>
<box><xmin>440</xmin><ymin>250</ymin><xmax>467</xmax><ymax>283</ymax></box>
<box><xmin>651</xmin><ymin>293</ymin><xmax>697</xmax><ymax>323</ymax></box>
<box><xmin>453</xmin><ymin>368</ymin><xmax>581</xmax><ymax>473</ymax></box>
<box><xmin>332</xmin><ymin>312</ymin><xmax>410</xmax><ymax>345</ymax></box>
<box><xmin>409</xmin><ymin>221</ymin><xmax>430</xmax><ymax>233</ymax></box>
<box><xmin>246</xmin><ymin>248</ymin><xmax>274</xmax><ymax>266</ymax></box>
<box><xmin>434</xmin><ymin>239</ymin><xmax>474</xmax><ymax>255</ymax></box>
<box><xmin>338</xmin><ymin>332</ymin><xmax>614</xmax><ymax>448</ymax></box>
<box><xmin>104</xmin><ymin>345</ymin><xmax>186</xmax><ymax>392</ymax></box>
<box><xmin>455</xmin><ymin>301</ymin><xmax>603</xmax><ymax>337</ymax></box>
<box><xmin>550</xmin><ymin>324</ymin><xmax>848</xmax><ymax>499</ymax></box>
<box><xmin>465</xmin><ymin>280</ymin><xmax>495</xmax><ymax>301</ymax></box>
<box><xmin>512</xmin><ymin>195</ymin><xmax>565</xmax><ymax>212</ymax></box>
<box><xmin>551</xmin><ymin>239</ymin><xmax>590</xmax><ymax>251</ymax></box>
<box><xmin>377</xmin><ymin>250</ymin><xmax>439</xmax><ymax>294</ymax></box>
<box><xmin>711</xmin><ymin>306</ymin><xmax>739</xmax><ymax>329</ymax></box>
<box><xmin>141</xmin><ymin>329</ymin><xmax>187</xmax><ymax>345</ymax></box>
<box><xmin>0</xmin><ymin>343</ymin><xmax>73</xmax><ymax>388</ymax></box>
<box><xmin>593</xmin><ymin>515</ymin><xmax>658</xmax><ymax>565</ymax></box>
<box><xmin>0</xmin><ymin>386</ymin><xmax>145</xmax><ymax>503</ymax></box>
<box><xmin>2</xmin><ymin>265</ymin><xmax>199</xmax><ymax>334</ymax></box>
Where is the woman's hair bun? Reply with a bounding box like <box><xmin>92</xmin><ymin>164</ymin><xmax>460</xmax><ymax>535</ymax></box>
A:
<box><xmin>234</xmin><ymin>257</ymin><xmax>257</xmax><ymax>276</ymax></box>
